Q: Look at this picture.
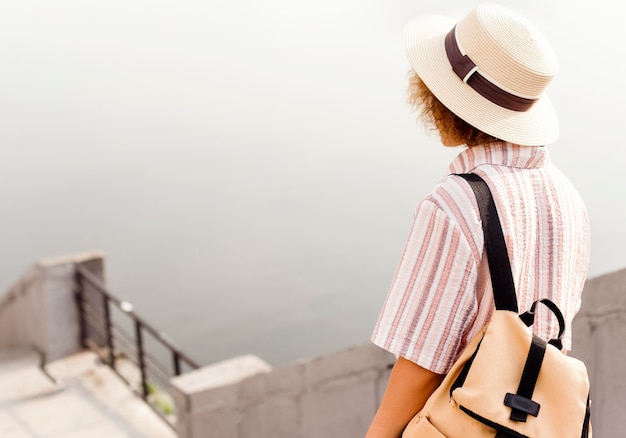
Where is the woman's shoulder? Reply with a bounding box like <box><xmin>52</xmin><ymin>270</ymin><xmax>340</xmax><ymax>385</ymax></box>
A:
<box><xmin>415</xmin><ymin>175</ymin><xmax>483</xmax><ymax>260</ymax></box>
<box><xmin>422</xmin><ymin>174</ymin><xmax>480</xmax><ymax>218</ymax></box>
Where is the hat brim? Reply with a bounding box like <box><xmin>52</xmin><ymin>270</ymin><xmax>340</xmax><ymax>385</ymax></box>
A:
<box><xmin>404</xmin><ymin>15</ymin><xmax>559</xmax><ymax>146</ymax></box>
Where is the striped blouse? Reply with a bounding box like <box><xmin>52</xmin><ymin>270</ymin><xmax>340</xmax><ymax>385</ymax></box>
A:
<box><xmin>371</xmin><ymin>142</ymin><xmax>590</xmax><ymax>374</ymax></box>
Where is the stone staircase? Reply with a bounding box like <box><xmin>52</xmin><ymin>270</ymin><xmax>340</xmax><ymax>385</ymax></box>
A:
<box><xmin>0</xmin><ymin>348</ymin><xmax>176</xmax><ymax>438</ymax></box>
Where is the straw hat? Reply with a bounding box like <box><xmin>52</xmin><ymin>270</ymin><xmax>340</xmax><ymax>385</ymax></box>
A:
<box><xmin>404</xmin><ymin>3</ymin><xmax>559</xmax><ymax>146</ymax></box>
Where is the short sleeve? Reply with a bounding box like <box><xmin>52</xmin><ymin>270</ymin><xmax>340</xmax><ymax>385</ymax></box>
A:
<box><xmin>371</xmin><ymin>199</ymin><xmax>479</xmax><ymax>374</ymax></box>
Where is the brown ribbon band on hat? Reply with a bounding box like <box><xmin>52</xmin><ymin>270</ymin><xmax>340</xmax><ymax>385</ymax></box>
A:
<box><xmin>444</xmin><ymin>26</ymin><xmax>537</xmax><ymax>112</ymax></box>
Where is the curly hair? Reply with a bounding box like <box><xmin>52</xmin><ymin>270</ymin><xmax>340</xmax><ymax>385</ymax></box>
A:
<box><xmin>407</xmin><ymin>70</ymin><xmax>499</xmax><ymax>147</ymax></box>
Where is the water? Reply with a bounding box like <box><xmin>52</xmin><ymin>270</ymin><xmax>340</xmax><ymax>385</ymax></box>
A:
<box><xmin>1</xmin><ymin>0</ymin><xmax>625</xmax><ymax>367</ymax></box>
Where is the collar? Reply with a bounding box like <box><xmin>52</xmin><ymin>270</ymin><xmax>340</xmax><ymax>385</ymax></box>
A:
<box><xmin>447</xmin><ymin>142</ymin><xmax>550</xmax><ymax>175</ymax></box>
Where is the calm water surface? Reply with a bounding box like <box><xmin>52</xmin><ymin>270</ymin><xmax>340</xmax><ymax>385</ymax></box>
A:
<box><xmin>1</xmin><ymin>0</ymin><xmax>624</xmax><ymax>366</ymax></box>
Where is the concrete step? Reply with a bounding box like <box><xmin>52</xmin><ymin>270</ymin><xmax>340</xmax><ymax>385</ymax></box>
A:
<box><xmin>0</xmin><ymin>349</ymin><xmax>177</xmax><ymax>438</ymax></box>
<box><xmin>0</xmin><ymin>348</ymin><xmax>60</xmax><ymax>405</ymax></box>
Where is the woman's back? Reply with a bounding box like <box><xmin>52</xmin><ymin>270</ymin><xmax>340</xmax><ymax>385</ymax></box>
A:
<box><xmin>372</xmin><ymin>142</ymin><xmax>590</xmax><ymax>374</ymax></box>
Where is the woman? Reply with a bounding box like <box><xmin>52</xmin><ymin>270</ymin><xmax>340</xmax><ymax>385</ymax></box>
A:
<box><xmin>366</xmin><ymin>3</ymin><xmax>590</xmax><ymax>437</ymax></box>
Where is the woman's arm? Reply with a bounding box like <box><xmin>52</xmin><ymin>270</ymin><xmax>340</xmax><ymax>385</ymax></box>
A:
<box><xmin>365</xmin><ymin>357</ymin><xmax>444</xmax><ymax>438</ymax></box>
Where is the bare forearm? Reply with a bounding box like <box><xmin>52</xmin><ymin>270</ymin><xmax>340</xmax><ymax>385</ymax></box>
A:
<box><xmin>365</xmin><ymin>357</ymin><xmax>443</xmax><ymax>438</ymax></box>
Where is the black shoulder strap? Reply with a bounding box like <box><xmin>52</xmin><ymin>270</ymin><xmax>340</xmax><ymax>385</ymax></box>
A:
<box><xmin>457</xmin><ymin>173</ymin><xmax>518</xmax><ymax>313</ymax></box>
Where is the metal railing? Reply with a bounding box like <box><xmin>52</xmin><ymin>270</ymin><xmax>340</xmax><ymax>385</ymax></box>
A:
<box><xmin>73</xmin><ymin>264</ymin><xmax>201</xmax><ymax>429</ymax></box>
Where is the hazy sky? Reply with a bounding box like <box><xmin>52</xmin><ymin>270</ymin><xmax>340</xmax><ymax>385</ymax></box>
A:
<box><xmin>1</xmin><ymin>0</ymin><xmax>624</xmax><ymax>365</ymax></box>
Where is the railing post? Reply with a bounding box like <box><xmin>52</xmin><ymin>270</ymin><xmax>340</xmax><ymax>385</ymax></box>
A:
<box><xmin>135</xmin><ymin>320</ymin><xmax>149</xmax><ymax>399</ymax></box>
<box><xmin>103</xmin><ymin>295</ymin><xmax>115</xmax><ymax>369</ymax></box>
<box><xmin>173</xmin><ymin>351</ymin><xmax>181</xmax><ymax>376</ymax></box>
<box><xmin>74</xmin><ymin>270</ymin><xmax>87</xmax><ymax>349</ymax></box>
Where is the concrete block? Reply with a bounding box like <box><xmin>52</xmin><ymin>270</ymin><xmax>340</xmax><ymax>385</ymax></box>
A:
<box><xmin>173</xmin><ymin>394</ymin><xmax>191</xmax><ymax>438</ymax></box>
<box><xmin>0</xmin><ymin>265</ymin><xmax>45</xmax><ymax>351</ymax></box>
<box><xmin>189</xmin><ymin>408</ymin><xmax>239</xmax><ymax>438</ymax></box>
<box><xmin>301</xmin><ymin>372</ymin><xmax>378</xmax><ymax>438</ymax></box>
<box><xmin>376</xmin><ymin>366</ymin><xmax>393</xmax><ymax>406</ymax></box>
<box><xmin>170</xmin><ymin>382</ymin><xmax>190</xmax><ymax>415</ymax></box>
<box><xmin>263</xmin><ymin>361</ymin><xmax>305</xmax><ymax>397</ymax></box>
<box><xmin>579</xmin><ymin>268</ymin><xmax>626</xmax><ymax>313</ymax></box>
<box><xmin>241</xmin><ymin>396</ymin><xmax>299</xmax><ymax>438</ymax></box>
<box><xmin>570</xmin><ymin>314</ymin><xmax>595</xmax><ymax>373</ymax></box>
<box><xmin>239</xmin><ymin>371</ymin><xmax>268</xmax><ymax>410</ymax></box>
<box><xmin>184</xmin><ymin>374</ymin><xmax>240</xmax><ymax>413</ymax></box>
<box><xmin>43</xmin><ymin>263</ymin><xmax>81</xmax><ymax>361</ymax></box>
<box><xmin>0</xmin><ymin>252</ymin><xmax>105</xmax><ymax>362</ymax></box>
<box><xmin>570</xmin><ymin>267</ymin><xmax>626</xmax><ymax>438</ymax></box>
<box><xmin>303</xmin><ymin>343</ymin><xmax>395</xmax><ymax>389</ymax></box>
<box><xmin>587</xmin><ymin>313</ymin><xmax>626</xmax><ymax>437</ymax></box>
<box><xmin>171</xmin><ymin>355</ymin><xmax>272</xmax><ymax>413</ymax></box>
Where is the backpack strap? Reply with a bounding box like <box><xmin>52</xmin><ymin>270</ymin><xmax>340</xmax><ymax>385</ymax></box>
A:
<box><xmin>457</xmin><ymin>173</ymin><xmax>518</xmax><ymax>312</ymax></box>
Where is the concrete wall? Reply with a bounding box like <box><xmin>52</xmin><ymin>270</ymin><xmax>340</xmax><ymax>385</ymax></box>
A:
<box><xmin>570</xmin><ymin>267</ymin><xmax>626</xmax><ymax>437</ymax></box>
<box><xmin>171</xmin><ymin>343</ymin><xmax>394</xmax><ymax>438</ymax></box>
<box><xmin>1</xmin><ymin>253</ymin><xmax>622</xmax><ymax>436</ymax></box>
<box><xmin>172</xmin><ymin>267</ymin><xmax>626</xmax><ymax>438</ymax></box>
<box><xmin>0</xmin><ymin>252</ymin><xmax>105</xmax><ymax>363</ymax></box>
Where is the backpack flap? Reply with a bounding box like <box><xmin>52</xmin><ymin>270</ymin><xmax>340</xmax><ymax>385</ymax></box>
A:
<box><xmin>450</xmin><ymin>310</ymin><xmax>590</xmax><ymax>437</ymax></box>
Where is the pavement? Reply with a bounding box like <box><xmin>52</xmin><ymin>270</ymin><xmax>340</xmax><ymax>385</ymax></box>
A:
<box><xmin>0</xmin><ymin>348</ymin><xmax>177</xmax><ymax>438</ymax></box>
